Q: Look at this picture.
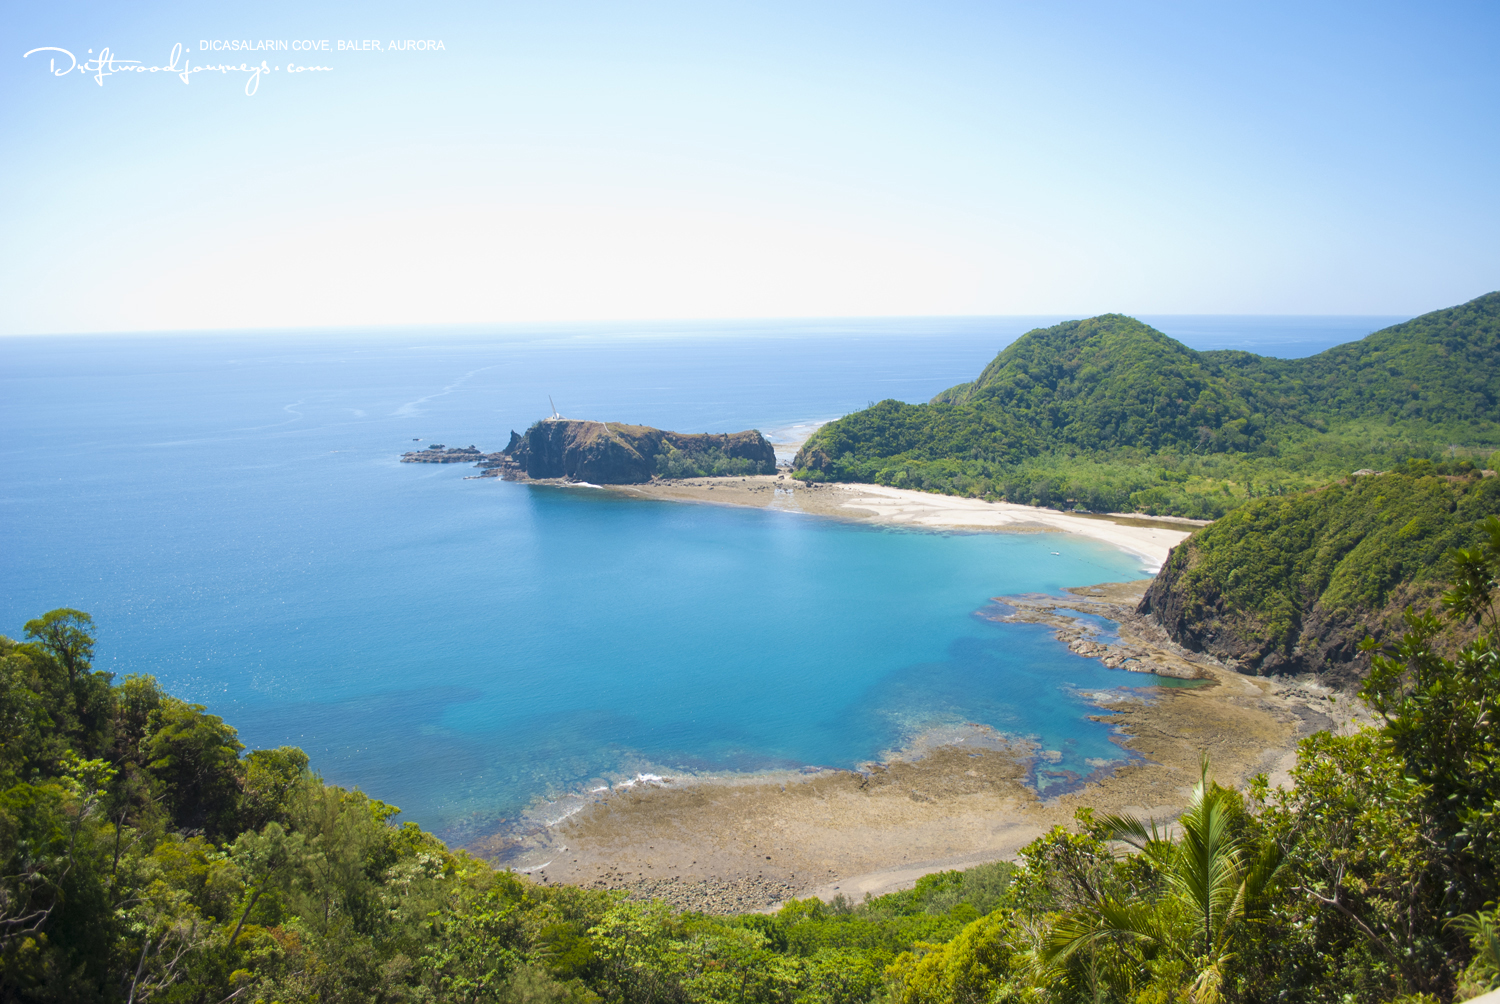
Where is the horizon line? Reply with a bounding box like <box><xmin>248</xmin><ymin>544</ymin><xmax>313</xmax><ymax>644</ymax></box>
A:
<box><xmin>0</xmin><ymin>309</ymin><xmax>1422</xmax><ymax>340</ymax></box>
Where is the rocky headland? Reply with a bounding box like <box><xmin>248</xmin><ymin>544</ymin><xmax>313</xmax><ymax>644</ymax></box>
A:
<box><xmin>400</xmin><ymin>419</ymin><xmax>777</xmax><ymax>484</ymax></box>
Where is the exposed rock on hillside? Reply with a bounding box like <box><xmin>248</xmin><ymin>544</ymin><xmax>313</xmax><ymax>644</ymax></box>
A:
<box><xmin>1137</xmin><ymin>465</ymin><xmax>1500</xmax><ymax>684</ymax></box>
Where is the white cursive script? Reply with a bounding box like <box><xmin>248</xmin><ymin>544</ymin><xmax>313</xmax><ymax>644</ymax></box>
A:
<box><xmin>22</xmin><ymin>44</ymin><xmax>331</xmax><ymax>96</ymax></box>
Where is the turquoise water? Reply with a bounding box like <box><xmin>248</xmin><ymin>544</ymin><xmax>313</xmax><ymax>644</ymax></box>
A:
<box><xmin>0</xmin><ymin>317</ymin><xmax>1400</xmax><ymax>840</ymax></box>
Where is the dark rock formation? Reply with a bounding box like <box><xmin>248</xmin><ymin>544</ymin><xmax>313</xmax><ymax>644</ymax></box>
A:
<box><xmin>401</xmin><ymin>445</ymin><xmax>488</xmax><ymax>463</ymax></box>
<box><xmin>1136</xmin><ymin>465</ymin><xmax>1500</xmax><ymax>684</ymax></box>
<box><xmin>399</xmin><ymin>421</ymin><xmax>776</xmax><ymax>485</ymax></box>
<box><xmin>509</xmin><ymin>420</ymin><xmax>776</xmax><ymax>484</ymax></box>
<box><xmin>1136</xmin><ymin>541</ymin><xmax>1441</xmax><ymax>686</ymax></box>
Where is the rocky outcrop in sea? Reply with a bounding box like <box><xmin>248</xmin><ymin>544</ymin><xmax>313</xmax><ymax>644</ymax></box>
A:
<box><xmin>400</xmin><ymin>420</ymin><xmax>777</xmax><ymax>484</ymax></box>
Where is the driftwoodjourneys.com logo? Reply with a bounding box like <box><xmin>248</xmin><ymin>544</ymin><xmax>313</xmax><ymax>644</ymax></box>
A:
<box><xmin>22</xmin><ymin>38</ymin><xmax>445</xmax><ymax>96</ymax></box>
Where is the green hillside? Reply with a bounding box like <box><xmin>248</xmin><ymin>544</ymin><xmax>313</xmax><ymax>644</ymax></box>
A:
<box><xmin>794</xmin><ymin>292</ymin><xmax>1500</xmax><ymax>518</ymax></box>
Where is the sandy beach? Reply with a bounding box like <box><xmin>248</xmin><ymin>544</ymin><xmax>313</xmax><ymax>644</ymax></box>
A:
<box><xmin>604</xmin><ymin>474</ymin><xmax>1202</xmax><ymax>571</ymax></box>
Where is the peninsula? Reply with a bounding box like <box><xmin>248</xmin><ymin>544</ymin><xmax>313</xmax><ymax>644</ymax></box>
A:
<box><xmin>401</xmin><ymin>418</ymin><xmax>776</xmax><ymax>484</ymax></box>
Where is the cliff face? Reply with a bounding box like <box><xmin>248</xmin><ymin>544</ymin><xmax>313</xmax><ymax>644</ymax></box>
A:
<box><xmin>1137</xmin><ymin>468</ymin><xmax>1500</xmax><ymax>684</ymax></box>
<box><xmin>511</xmin><ymin>420</ymin><xmax>776</xmax><ymax>484</ymax></box>
<box><xmin>1137</xmin><ymin>538</ymin><xmax>1438</xmax><ymax>685</ymax></box>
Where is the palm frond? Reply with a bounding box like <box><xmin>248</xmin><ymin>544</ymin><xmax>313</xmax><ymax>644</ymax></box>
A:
<box><xmin>1041</xmin><ymin>897</ymin><xmax>1165</xmax><ymax>967</ymax></box>
<box><xmin>1094</xmin><ymin>812</ymin><xmax>1173</xmax><ymax>861</ymax></box>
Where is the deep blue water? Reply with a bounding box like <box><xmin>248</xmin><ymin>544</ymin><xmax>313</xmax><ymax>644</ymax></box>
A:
<box><xmin>0</xmin><ymin>315</ymin><xmax>1404</xmax><ymax>839</ymax></box>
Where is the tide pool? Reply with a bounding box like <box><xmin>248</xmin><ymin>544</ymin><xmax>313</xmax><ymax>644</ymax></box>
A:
<box><xmin>0</xmin><ymin>318</ymin><xmax>1399</xmax><ymax>840</ymax></box>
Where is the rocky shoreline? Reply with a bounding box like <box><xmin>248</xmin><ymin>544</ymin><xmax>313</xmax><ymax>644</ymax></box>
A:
<box><xmin>400</xmin><ymin>443</ymin><xmax>524</xmax><ymax>477</ymax></box>
<box><xmin>981</xmin><ymin>581</ymin><xmax>1213</xmax><ymax>679</ymax></box>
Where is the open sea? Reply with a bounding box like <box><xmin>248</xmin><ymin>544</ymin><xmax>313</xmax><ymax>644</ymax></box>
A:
<box><xmin>0</xmin><ymin>315</ymin><xmax>1403</xmax><ymax>842</ymax></box>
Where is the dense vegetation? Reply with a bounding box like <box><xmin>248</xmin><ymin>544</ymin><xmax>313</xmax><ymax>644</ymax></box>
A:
<box><xmin>652</xmin><ymin>443</ymin><xmax>767</xmax><ymax>479</ymax></box>
<box><xmin>1141</xmin><ymin>460</ymin><xmax>1500</xmax><ymax>679</ymax></box>
<box><xmin>793</xmin><ymin>293</ymin><xmax>1500</xmax><ymax>518</ymax></box>
<box><xmin>5</xmin><ymin>518</ymin><xmax>1500</xmax><ymax>1001</ymax></box>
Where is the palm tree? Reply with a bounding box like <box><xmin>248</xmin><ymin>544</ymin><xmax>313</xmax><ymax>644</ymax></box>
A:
<box><xmin>1038</xmin><ymin>758</ymin><xmax>1283</xmax><ymax>1003</ymax></box>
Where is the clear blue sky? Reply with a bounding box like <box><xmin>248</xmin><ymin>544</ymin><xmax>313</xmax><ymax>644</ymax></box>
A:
<box><xmin>2</xmin><ymin>1</ymin><xmax>1496</xmax><ymax>334</ymax></box>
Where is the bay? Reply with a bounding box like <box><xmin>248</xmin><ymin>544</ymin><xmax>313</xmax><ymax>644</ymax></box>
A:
<box><xmin>0</xmin><ymin>315</ymin><xmax>1402</xmax><ymax>838</ymax></box>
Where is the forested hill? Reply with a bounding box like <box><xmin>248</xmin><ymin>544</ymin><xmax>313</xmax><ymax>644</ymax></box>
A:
<box><xmin>794</xmin><ymin>292</ymin><xmax>1500</xmax><ymax>518</ymax></box>
<box><xmin>1244</xmin><ymin>290</ymin><xmax>1500</xmax><ymax>425</ymax></box>
<box><xmin>933</xmin><ymin>292</ymin><xmax>1500</xmax><ymax>429</ymax></box>
<box><xmin>928</xmin><ymin>313</ymin><xmax>1298</xmax><ymax>453</ymax></box>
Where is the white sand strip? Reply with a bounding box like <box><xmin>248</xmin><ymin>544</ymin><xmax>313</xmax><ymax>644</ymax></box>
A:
<box><xmin>828</xmin><ymin>484</ymin><xmax>1194</xmax><ymax>571</ymax></box>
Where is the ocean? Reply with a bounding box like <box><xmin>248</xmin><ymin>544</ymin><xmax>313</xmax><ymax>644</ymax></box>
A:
<box><xmin>0</xmin><ymin>314</ymin><xmax>1403</xmax><ymax>841</ymax></box>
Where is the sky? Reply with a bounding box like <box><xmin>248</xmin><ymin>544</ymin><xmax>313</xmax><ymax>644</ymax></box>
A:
<box><xmin>1</xmin><ymin>1</ymin><xmax>1497</xmax><ymax>335</ymax></box>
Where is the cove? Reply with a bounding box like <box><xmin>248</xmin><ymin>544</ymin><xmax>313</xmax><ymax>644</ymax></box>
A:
<box><xmin>223</xmin><ymin>480</ymin><xmax>1164</xmax><ymax>840</ymax></box>
<box><xmin>2</xmin><ymin>325</ymin><xmax>1190</xmax><ymax>843</ymax></box>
